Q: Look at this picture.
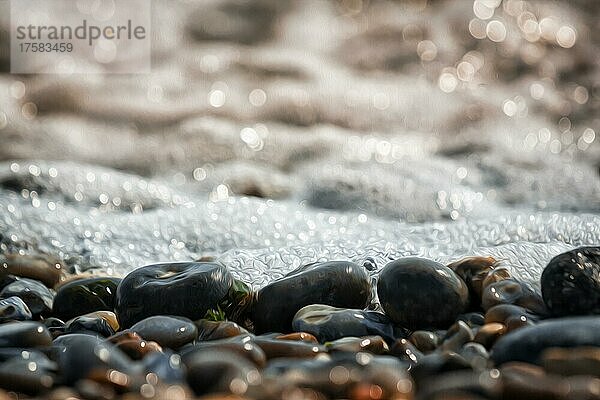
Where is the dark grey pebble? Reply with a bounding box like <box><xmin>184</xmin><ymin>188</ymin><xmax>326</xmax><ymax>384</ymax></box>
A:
<box><xmin>491</xmin><ymin>316</ymin><xmax>600</xmax><ymax>365</ymax></box>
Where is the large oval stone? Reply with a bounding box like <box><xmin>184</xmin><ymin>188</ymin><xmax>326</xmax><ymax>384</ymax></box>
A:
<box><xmin>115</xmin><ymin>262</ymin><xmax>233</xmax><ymax>327</ymax></box>
<box><xmin>541</xmin><ymin>246</ymin><xmax>600</xmax><ymax>316</ymax></box>
<box><xmin>377</xmin><ymin>257</ymin><xmax>469</xmax><ymax>330</ymax></box>
<box><xmin>253</xmin><ymin>261</ymin><xmax>370</xmax><ymax>334</ymax></box>
<box><xmin>491</xmin><ymin>316</ymin><xmax>600</xmax><ymax>365</ymax></box>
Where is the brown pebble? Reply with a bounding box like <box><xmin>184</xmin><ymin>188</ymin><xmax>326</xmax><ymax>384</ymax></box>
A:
<box><xmin>448</xmin><ymin>256</ymin><xmax>496</xmax><ymax>304</ymax></box>
<box><xmin>276</xmin><ymin>332</ymin><xmax>318</xmax><ymax>343</ymax></box>
<box><xmin>0</xmin><ymin>253</ymin><xmax>67</xmax><ymax>288</ymax></box>
<box><xmin>391</xmin><ymin>338</ymin><xmax>423</xmax><ymax>363</ymax></box>
<box><xmin>195</xmin><ymin>319</ymin><xmax>249</xmax><ymax>341</ymax></box>
<box><xmin>542</xmin><ymin>347</ymin><xmax>600</xmax><ymax>377</ymax></box>
<box><xmin>108</xmin><ymin>331</ymin><xmax>163</xmax><ymax>360</ymax></box>
<box><xmin>441</xmin><ymin>321</ymin><xmax>474</xmax><ymax>352</ymax></box>
<box><xmin>326</xmin><ymin>336</ymin><xmax>389</xmax><ymax>354</ymax></box>
<box><xmin>474</xmin><ymin>323</ymin><xmax>506</xmax><ymax>348</ymax></box>
<box><xmin>409</xmin><ymin>330</ymin><xmax>439</xmax><ymax>353</ymax></box>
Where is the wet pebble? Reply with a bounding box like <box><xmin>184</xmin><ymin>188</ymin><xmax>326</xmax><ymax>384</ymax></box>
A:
<box><xmin>52</xmin><ymin>277</ymin><xmax>121</xmax><ymax>321</ymax></box>
<box><xmin>142</xmin><ymin>350</ymin><xmax>185</xmax><ymax>383</ymax></box>
<box><xmin>377</xmin><ymin>257</ymin><xmax>469</xmax><ymax>330</ymax></box>
<box><xmin>408</xmin><ymin>330</ymin><xmax>440</xmax><ymax>353</ymax></box>
<box><xmin>541</xmin><ymin>347</ymin><xmax>600</xmax><ymax>377</ymax></box>
<box><xmin>115</xmin><ymin>262</ymin><xmax>233</xmax><ymax>327</ymax></box>
<box><xmin>51</xmin><ymin>333</ymin><xmax>138</xmax><ymax>385</ymax></box>
<box><xmin>253</xmin><ymin>261</ymin><xmax>370</xmax><ymax>334</ymax></box>
<box><xmin>491</xmin><ymin>316</ymin><xmax>600</xmax><ymax>365</ymax></box>
<box><xmin>541</xmin><ymin>246</ymin><xmax>600</xmax><ymax>316</ymax></box>
<box><xmin>64</xmin><ymin>312</ymin><xmax>118</xmax><ymax>337</ymax></box>
<box><xmin>0</xmin><ymin>254</ymin><xmax>66</xmax><ymax>288</ymax></box>
<box><xmin>474</xmin><ymin>322</ymin><xmax>506</xmax><ymax>349</ymax></box>
<box><xmin>253</xmin><ymin>336</ymin><xmax>327</xmax><ymax>360</ymax></box>
<box><xmin>0</xmin><ymin>351</ymin><xmax>56</xmax><ymax>394</ymax></box>
<box><xmin>481</xmin><ymin>278</ymin><xmax>547</xmax><ymax>314</ymax></box>
<box><xmin>325</xmin><ymin>335</ymin><xmax>389</xmax><ymax>354</ymax></box>
<box><xmin>0</xmin><ymin>321</ymin><xmax>52</xmax><ymax>347</ymax></box>
<box><xmin>292</xmin><ymin>304</ymin><xmax>398</xmax><ymax>343</ymax></box>
<box><xmin>181</xmin><ymin>335</ymin><xmax>267</xmax><ymax>367</ymax></box>
<box><xmin>0</xmin><ymin>296</ymin><xmax>32</xmax><ymax>322</ymax></box>
<box><xmin>130</xmin><ymin>316</ymin><xmax>197</xmax><ymax>349</ymax></box>
<box><xmin>0</xmin><ymin>278</ymin><xmax>54</xmax><ymax>318</ymax></box>
<box><xmin>441</xmin><ymin>320</ymin><xmax>474</xmax><ymax>352</ymax></box>
<box><xmin>107</xmin><ymin>331</ymin><xmax>162</xmax><ymax>360</ymax></box>
<box><xmin>183</xmin><ymin>349</ymin><xmax>262</xmax><ymax>397</ymax></box>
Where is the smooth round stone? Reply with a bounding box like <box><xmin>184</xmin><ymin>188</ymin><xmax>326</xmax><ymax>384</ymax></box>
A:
<box><xmin>0</xmin><ymin>322</ymin><xmax>52</xmax><ymax>347</ymax></box>
<box><xmin>0</xmin><ymin>254</ymin><xmax>66</xmax><ymax>288</ymax></box>
<box><xmin>253</xmin><ymin>261</ymin><xmax>370</xmax><ymax>334</ymax></box>
<box><xmin>390</xmin><ymin>338</ymin><xmax>423</xmax><ymax>363</ymax></box>
<box><xmin>142</xmin><ymin>350</ymin><xmax>185</xmax><ymax>383</ymax></box>
<box><xmin>458</xmin><ymin>312</ymin><xmax>485</xmax><ymax>328</ymax></box>
<box><xmin>64</xmin><ymin>313</ymin><xmax>117</xmax><ymax>337</ymax></box>
<box><xmin>263</xmin><ymin>353</ymin><xmax>413</xmax><ymax>400</ymax></box>
<box><xmin>51</xmin><ymin>334</ymin><xmax>137</xmax><ymax>384</ymax></box>
<box><xmin>484</xmin><ymin>304</ymin><xmax>539</xmax><ymax>325</ymax></box>
<box><xmin>474</xmin><ymin>323</ymin><xmax>506</xmax><ymax>349</ymax></box>
<box><xmin>276</xmin><ymin>332</ymin><xmax>318</xmax><ymax>343</ymax></box>
<box><xmin>183</xmin><ymin>349</ymin><xmax>261</xmax><ymax>397</ymax></box>
<box><xmin>253</xmin><ymin>336</ymin><xmax>327</xmax><ymax>359</ymax></box>
<box><xmin>408</xmin><ymin>330</ymin><xmax>440</xmax><ymax>353</ymax></box>
<box><xmin>52</xmin><ymin>277</ymin><xmax>121</xmax><ymax>321</ymax></box>
<box><xmin>0</xmin><ymin>296</ymin><xmax>32</xmax><ymax>322</ymax></box>
<box><xmin>326</xmin><ymin>335</ymin><xmax>389</xmax><ymax>354</ymax></box>
<box><xmin>130</xmin><ymin>316</ymin><xmax>197</xmax><ymax>349</ymax></box>
<box><xmin>115</xmin><ymin>262</ymin><xmax>233</xmax><ymax>327</ymax></box>
<box><xmin>377</xmin><ymin>258</ymin><xmax>469</xmax><ymax>330</ymax></box>
<box><xmin>541</xmin><ymin>246</ymin><xmax>600</xmax><ymax>316</ymax></box>
<box><xmin>107</xmin><ymin>331</ymin><xmax>162</xmax><ymax>360</ymax></box>
<box><xmin>181</xmin><ymin>335</ymin><xmax>267</xmax><ymax>367</ymax></box>
<box><xmin>541</xmin><ymin>347</ymin><xmax>600</xmax><ymax>377</ymax></box>
<box><xmin>0</xmin><ymin>351</ymin><xmax>56</xmax><ymax>394</ymax></box>
<box><xmin>292</xmin><ymin>304</ymin><xmax>397</xmax><ymax>343</ymax></box>
<box><xmin>481</xmin><ymin>279</ymin><xmax>547</xmax><ymax>314</ymax></box>
<box><xmin>491</xmin><ymin>317</ymin><xmax>600</xmax><ymax>365</ymax></box>
<box><xmin>0</xmin><ymin>278</ymin><xmax>54</xmax><ymax>318</ymax></box>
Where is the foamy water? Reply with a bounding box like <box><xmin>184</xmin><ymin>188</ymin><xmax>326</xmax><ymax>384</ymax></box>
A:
<box><xmin>0</xmin><ymin>0</ymin><xmax>598</xmax><ymax>289</ymax></box>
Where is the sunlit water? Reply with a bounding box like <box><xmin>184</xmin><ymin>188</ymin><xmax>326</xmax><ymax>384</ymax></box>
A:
<box><xmin>0</xmin><ymin>0</ymin><xmax>599</xmax><ymax>290</ymax></box>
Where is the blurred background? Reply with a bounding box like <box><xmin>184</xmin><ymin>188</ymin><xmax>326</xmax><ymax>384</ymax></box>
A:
<box><xmin>0</xmin><ymin>0</ymin><xmax>598</xmax><ymax>280</ymax></box>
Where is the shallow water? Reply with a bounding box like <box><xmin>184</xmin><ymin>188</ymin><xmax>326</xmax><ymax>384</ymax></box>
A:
<box><xmin>0</xmin><ymin>0</ymin><xmax>599</xmax><ymax>289</ymax></box>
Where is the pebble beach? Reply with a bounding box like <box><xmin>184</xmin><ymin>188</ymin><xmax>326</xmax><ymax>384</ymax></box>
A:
<box><xmin>0</xmin><ymin>0</ymin><xmax>599</xmax><ymax>398</ymax></box>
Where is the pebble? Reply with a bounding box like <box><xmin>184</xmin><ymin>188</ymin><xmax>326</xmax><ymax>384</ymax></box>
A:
<box><xmin>0</xmin><ymin>278</ymin><xmax>54</xmax><ymax>318</ymax></box>
<box><xmin>0</xmin><ymin>351</ymin><xmax>56</xmax><ymax>394</ymax></box>
<box><xmin>325</xmin><ymin>335</ymin><xmax>389</xmax><ymax>354</ymax></box>
<box><xmin>253</xmin><ymin>336</ymin><xmax>327</xmax><ymax>359</ymax></box>
<box><xmin>377</xmin><ymin>257</ymin><xmax>469</xmax><ymax>330</ymax></box>
<box><xmin>0</xmin><ymin>321</ymin><xmax>52</xmax><ymax>347</ymax></box>
<box><xmin>441</xmin><ymin>320</ymin><xmax>474</xmax><ymax>352</ymax></box>
<box><xmin>0</xmin><ymin>254</ymin><xmax>66</xmax><ymax>288</ymax></box>
<box><xmin>541</xmin><ymin>347</ymin><xmax>600</xmax><ymax>377</ymax></box>
<box><xmin>474</xmin><ymin>322</ymin><xmax>506</xmax><ymax>349</ymax></box>
<box><xmin>481</xmin><ymin>278</ymin><xmax>547</xmax><ymax>314</ymax></box>
<box><xmin>292</xmin><ymin>304</ymin><xmax>398</xmax><ymax>343</ymax></box>
<box><xmin>541</xmin><ymin>246</ymin><xmax>600</xmax><ymax>316</ymax></box>
<box><xmin>51</xmin><ymin>334</ymin><xmax>137</xmax><ymax>385</ymax></box>
<box><xmin>52</xmin><ymin>277</ymin><xmax>121</xmax><ymax>321</ymax></box>
<box><xmin>181</xmin><ymin>335</ymin><xmax>267</xmax><ymax>367</ymax></box>
<box><xmin>408</xmin><ymin>330</ymin><xmax>440</xmax><ymax>353</ymax></box>
<box><xmin>0</xmin><ymin>296</ymin><xmax>32</xmax><ymax>322</ymax></box>
<box><xmin>448</xmin><ymin>256</ymin><xmax>496</xmax><ymax>308</ymax></box>
<box><xmin>491</xmin><ymin>316</ymin><xmax>600</xmax><ymax>365</ymax></box>
<box><xmin>64</xmin><ymin>312</ymin><xmax>118</xmax><ymax>337</ymax></box>
<box><xmin>253</xmin><ymin>261</ymin><xmax>370</xmax><ymax>334</ymax></box>
<box><xmin>183</xmin><ymin>349</ymin><xmax>262</xmax><ymax>397</ymax></box>
<box><xmin>107</xmin><ymin>331</ymin><xmax>162</xmax><ymax>360</ymax></box>
<box><xmin>130</xmin><ymin>316</ymin><xmax>197</xmax><ymax>349</ymax></box>
<box><xmin>115</xmin><ymin>262</ymin><xmax>233</xmax><ymax>327</ymax></box>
